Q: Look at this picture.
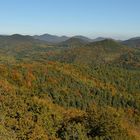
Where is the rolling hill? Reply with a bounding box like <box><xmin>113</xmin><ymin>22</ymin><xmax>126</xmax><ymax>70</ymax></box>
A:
<box><xmin>58</xmin><ymin>37</ymin><xmax>88</xmax><ymax>48</ymax></box>
<box><xmin>33</xmin><ymin>33</ymin><xmax>101</xmax><ymax>43</ymax></box>
<box><xmin>122</xmin><ymin>37</ymin><xmax>140</xmax><ymax>48</ymax></box>
<box><xmin>33</xmin><ymin>34</ymin><xmax>69</xmax><ymax>43</ymax></box>
<box><xmin>50</xmin><ymin>39</ymin><xmax>140</xmax><ymax>68</ymax></box>
<box><xmin>0</xmin><ymin>34</ymin><xmax>140</xmax><ymax>140</ymax></box>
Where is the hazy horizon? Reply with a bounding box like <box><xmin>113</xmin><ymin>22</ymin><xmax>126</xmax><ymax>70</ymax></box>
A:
<box><xmin>1</xmin><ymin>32</ymin><xmax>139</xmax><ymax>41</ymax></box>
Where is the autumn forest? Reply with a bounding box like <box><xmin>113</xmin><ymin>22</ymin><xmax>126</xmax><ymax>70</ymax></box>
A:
<box><xmin>0</xmin><ymin>34</ymin><xmax>140</xmax><ymax>140</ymax></box>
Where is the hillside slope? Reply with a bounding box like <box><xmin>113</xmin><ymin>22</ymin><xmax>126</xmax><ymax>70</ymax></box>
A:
<box><xmin>122</xmin><ymin>37</ymin><xmax>140</xmax><ymax>48</ymax></box>
<box><xmin>0</xmin><ymin>36</ymin><xmax>140</xmax><ymax>139</ymax></box>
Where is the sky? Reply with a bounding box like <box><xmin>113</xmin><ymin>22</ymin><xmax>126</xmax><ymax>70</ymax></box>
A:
<box><xmin>0</xmin><ymin>0</ymin><xmax>140</xmax><ymax>39</ymax></box>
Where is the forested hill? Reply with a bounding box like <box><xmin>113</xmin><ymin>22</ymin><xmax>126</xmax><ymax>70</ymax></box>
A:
<box><xmin>122</xmin><ymin>37</ymin><xmax>140</xmax><ymax>48</ymax></box>
<box><xmin>0</xmin><ymin>35</ymin><xmax>140</xmax><ymax>140</ymax></box>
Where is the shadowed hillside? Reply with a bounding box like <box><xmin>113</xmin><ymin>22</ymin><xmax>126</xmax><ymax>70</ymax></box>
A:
<box><xmin>122</xmin><ymin>37</ymin><xmax>140</xmax><ymax>48</ymax></box>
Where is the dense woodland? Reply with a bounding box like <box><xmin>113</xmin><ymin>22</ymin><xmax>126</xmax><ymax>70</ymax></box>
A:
<box><xmin>0</xmin><ymin>34</ymin><xmax>140</xmax><ymax>140</ymax></box>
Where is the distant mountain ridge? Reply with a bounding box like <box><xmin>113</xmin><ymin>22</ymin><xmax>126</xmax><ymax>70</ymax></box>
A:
<box><xmin>92</xmin><ymin>37</ymin><xmax>106</xmax><ymax>42</ymax></box>
<box><xmin>122</xmin><ymin>37</ymin><xmax>140</xmax><ymax>48</ymax></box>
<box><xmin>58</xmin><ymin>37</ymin><xmax>88</xmax><ymax>48</ymax></box>
<box><xmin>33</xmin><ymin>33</ymin><xmax>121</xmax><ymax>44</ymax></box>
<box><xmin>33</xmin><ymin>34</ymin><xmax>94</xmax><ymax>43</ymax></box>
<box><xmin>34</xmin><ymin>34</ymin><xmax>69</xmax><ymax>43</ymax></box>
<box><xmin>1</xmin><ymin>34</ymin><xmax>140</xmax><ymax>48</ymax></box>
<box><xmin>72</xmin><ymin>35</ymin><xmax>93</xmax><ymax>42</ymax></box>
<box><xmin>0</xmin><ymin>34</ymin><xmax>35</xmax><ymax>42</ymax></box>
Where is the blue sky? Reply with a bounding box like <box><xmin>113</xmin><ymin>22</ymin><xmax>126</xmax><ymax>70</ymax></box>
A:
<box><xmin>0</xmin><ymin>0</ymin><xmax>140</xmax><ymax>39</ymax></box>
